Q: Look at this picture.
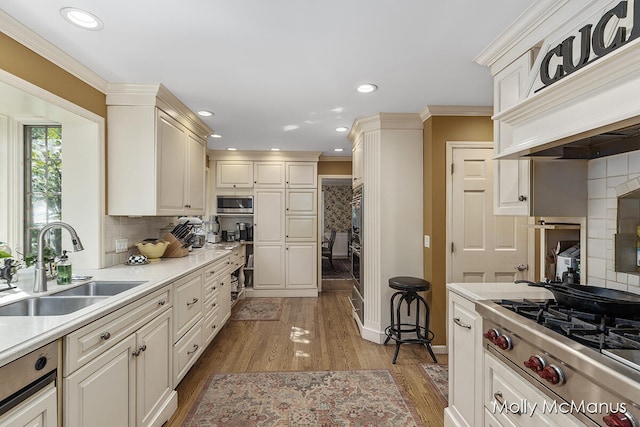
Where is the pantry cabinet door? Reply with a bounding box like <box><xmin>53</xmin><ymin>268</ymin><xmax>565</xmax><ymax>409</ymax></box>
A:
<box><xmin>286</xmin><ymin>162</ymin><xmax>317</xmax><ymax>188</ymax></box>
<box><xmin>286</xmin><ymin>189</ymin><xmax>316</xmax><ymax>215</ymax></box>
<box><xmin>216</xmin><ymin>161</ymin><xmax>254</xmax><ymax>188</ymax></box>
<box><xmin>254</xmin><ymin>244</ymin><xmax>285</xmax><ymax>289</ymax></box>
<box><xmin>255</xmin><ymin>190</ymin><xmax>284</xmax><ymax>242</ymax></box>
<box><xmin>286</xmin><ymin>243</ymin><xmax>317</xmax><ymax>289</ymax></box>
<box><xmin>254</xmin><ymin>162</ymin><xmax>285</xmax><ymax>188</ymax></box>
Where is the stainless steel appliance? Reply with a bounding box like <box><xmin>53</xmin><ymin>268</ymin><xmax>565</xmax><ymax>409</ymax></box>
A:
<box><xmin>0</xmin><ymin>340</ymin><xmax>58</xmax><ymax>419</ymax></box>
<box><xmin>350</xmin><ymin>187</ymin><xmax>364</xmax><ymax>323</ymax></box>
<box><xmin>216</xmin><ymin>195</ymin><xmax>254</xmax><ymax>214</ymax></box>
<box><xmin>477</xmin><ymin>297</ymin><xmax>640</xmax><ymax>426</ymax></box>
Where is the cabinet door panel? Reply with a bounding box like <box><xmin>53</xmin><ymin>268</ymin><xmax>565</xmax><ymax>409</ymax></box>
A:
<box><xmin>157</xmin><ymin>112</ymin><xmax>187</xmax><ymax>213</ymax></box>
<box><xmin>255</xmin><ymin>190</ymin><xmax>284</xmax><ymax>242</ymax></box>
<box><xmin>174</xmin><ymin>270</ymin><xmax>204</xmax><ymax>340</ymax></box>
<box><xmin>137</xmin><ymin>310</ymin><xmax>173</xmax><ymax>427</ymax></box>
<box><xmin>186</xmin><ymin>133</ymin><xmax>205</xmax><ymax>213</ymax></box>
<box><xmin>286</xmin><ymin>189</ymin><xmax>316</xmax><ymax>215</ymax></box>
<box><xmin>216</xmin><ymin>161</ymin><xmax>253</xmax><ymax>187</ymax></box>
<box><xmin>286</xmin><ymin>162</ymin><xmax>317</xmax><ymax>188</ymax></box>
<box><xmin>254</xmin><ymin>244</ymin><xmax>285</xmax><ymax>289</ymax></box>
<box><xmin>286</xmin><ymin>216</ymin><xmax>317</xmax><ymax>241</ymax></box>
<box><xmin>64</xmin><ymin>335</ymin><xmax>136</xmax><ymax>427</ymax></box>
<box><xmin>286</xmin><ymin>243</ymin><xmax>317</xmax><ymax>288</ymax></box>
<box><xmin>254</xmin><ymin>162</ymin><xmax>285</xmax><ymax>187</ymax></box>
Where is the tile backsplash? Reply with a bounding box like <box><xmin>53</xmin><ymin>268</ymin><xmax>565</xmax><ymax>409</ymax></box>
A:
<box><xmin>587</xmin><ymin>150</ymin><xmax>640</xmax><ymax>292</ymax></box>
<box><xmin>103</xmin><ymin>216</ymin><xmax>177</xmax><ymax>267</ymax></box>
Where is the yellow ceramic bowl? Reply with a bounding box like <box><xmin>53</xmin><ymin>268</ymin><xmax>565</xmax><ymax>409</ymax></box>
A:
<box><xmin>135</xmin><ymin>240</ymin><xmax>170</xmax><ymax>261</ymax></box>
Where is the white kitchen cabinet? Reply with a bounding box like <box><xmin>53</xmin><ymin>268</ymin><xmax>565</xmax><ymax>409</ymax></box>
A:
<box><xmin>106</xmin><ymin>83</ymin><xmax>211</xmax><ymax>216</ymax></box>
<box><xmin>216</xmin><ymin>160</ymin><xmax>254</xmax><ymax>188</ymax></box>
<box><xmin>218</xmin><ymin>270</ymin><xmax>232</xmax><ymax>324</ymax></box>
<box><xmin>445</xmin><ymin>290</ymin><xmax>483</xmax><ymax>427</ymax></box>
<box><xmin>254</xmin><ymin>243</ymin><xmax>286</xmax><ymax>289</ymax></box>
<box><xmin>254</xmin><ymin>190</ymin><xmax>285</xmax><ymax>242</ymax></box>
<box><xmin>492</xmin><ymin>53</ymin><xmax>531</xmax><ymax>216</ymax></box>
<box><xmin>173</xmin><ymin>318</ymin><xmax>203</xmax><ymax>385</ymax></box>
<box><xmin>285</xmin><ymin>162</ymin><xmax>317</xmax><ymax>188</ymax></box>
<box><xmin>0</xmin><ymin>382</ymin><xmax>57</xmax><ymax>427</ymax></box>
<box><xmin>64</xmin><ymin>286</ymin><xmax>175</xmax><ymax>427</ymax></box>
<box><xmin>254</xmin><ymin>161</ymin><xmax>285</xmax><ymax>188</ymax></box>
<box><xmin>286</xmin><ymin>189</ymin><xmax>316</xmax><ymax>215</ymax></box>
<box><xmin>173</xmin><ymin>269</ymin><xmax>204</xmax><ymax>340</ymax></box>
<box><xmin>286</xmin><ymin>243</ymin><xmax>317</xmax><ymax>289</ymax></box>
<box><xmin>351</xmin><ymin>137</ymin><xmax>363</xmax><ymax>188</ymax></box>
<box><xmin>286</xmin><ymin>216</ymin><xmax>317</xmax><ymax>241</ymax></box>
<box><xmin>65</xmin><ymin>334</ymin><xmax>136</xmax><ymax>427</ymax></box>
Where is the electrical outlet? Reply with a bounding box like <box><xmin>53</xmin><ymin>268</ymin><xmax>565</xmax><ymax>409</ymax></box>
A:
<box><xmin>424</xmin><ymin>235</ymin><xmax>430</xmax><ymax>248</ymax></box>
<box><xmin>115</xmin><ymin>238</ymin><xmax>128</xmax><ymax>253</ymax></box>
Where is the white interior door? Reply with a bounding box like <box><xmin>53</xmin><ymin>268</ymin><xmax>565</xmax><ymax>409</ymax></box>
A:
<box><xmin>448</xmin><ymin>144</ymin><xmax>529</xmax><ymax>283</ymax></box>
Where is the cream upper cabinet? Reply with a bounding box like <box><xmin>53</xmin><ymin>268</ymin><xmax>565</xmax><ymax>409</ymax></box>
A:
<box><xmin>493</xmin><ymin>53</ymin><xmax>531</xmax><ymax>216</ymax></box>
<box><xmin>254</xmin><ymin>161</ymin><xmax>285</xmax><ymax>188</ymax></box>
<box><xmin>106</xmin><ymin>84</ymin><xmax>210</xmax><ymax>216</ymax></box>
<box><xmin>216</xmin><ymin>161</ymin><xmax>254</xmax><ymax>188</ymax></box>
<box><xmin>285</xmin><ymin>162</ymin><xmax>317</xmax><ymax>188</ymax></box>
<box><xmin>286</xmin><ymin>216</ymin><xmax>317</xmax><ymax>241</ymax></box>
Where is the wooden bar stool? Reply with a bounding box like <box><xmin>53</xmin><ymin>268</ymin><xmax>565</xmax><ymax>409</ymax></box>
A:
<box><xmin>384</xmin><ymin>276</ymin><xmax>438</xmax><ymax>364</ymax></box>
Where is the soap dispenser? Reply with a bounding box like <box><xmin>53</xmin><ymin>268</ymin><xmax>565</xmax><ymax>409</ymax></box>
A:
<box><xmin>57</xmin><ymin>250</ymin><xmax>72</xmax><ymax>285</ymax></box>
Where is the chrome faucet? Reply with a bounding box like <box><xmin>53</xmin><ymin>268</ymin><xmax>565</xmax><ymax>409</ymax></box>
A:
<box><xmin>34</xmin><ymin>221</ymin><xmax>84</xmax><ymax>292</ymax></box>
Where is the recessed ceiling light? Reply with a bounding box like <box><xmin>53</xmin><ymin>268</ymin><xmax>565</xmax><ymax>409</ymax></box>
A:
<box><xmin>357</xmin><ymin>83</ymin><xmax>378</xmax><ymax>93</ymax></box>
<box><xmin>270</xmin><ymin>148</ymin><xmax>281</xmax><ymax>151</ymax></box>
<box><xmin>226</xmin><ymin>147</ymin><xmax>237</xmax><ymax>151</ymax></box>
<box><xmin>334</xmin><ymin>148</ymin><xmax>344</xmax><ymax>152</ymax></box>
<box><xmin>60</xmin><ymin>8</ymin><xmax>103</xmax><ymax>30</ymax></box>
<box><xmin>197</xmin><ymin>110</ymin><xmax>214</xmax><ymax>117</ymax></box>
<box><xmin>211</xmin><ymin>133</ymin><xmax>222</xmax><ymax>138</ymax></box>
<box><xmin>335</xmin><ymin>127</ymin><xmax>349</xmax><ymax>132</ymax></box>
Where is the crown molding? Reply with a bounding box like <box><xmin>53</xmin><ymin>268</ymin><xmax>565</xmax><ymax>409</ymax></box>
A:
<box><xmin>319</xmin><ymin>156</ymin><xmax>351</xmax><ymax>162</ymax></box>
<box><xmin>420</xmin><ymin>105</ymin><xmax>493</xmax><ymax>121</ymax></box>
<box><xmin>348</xmin><ymin>112</ymin><xmax>422</xmax><ymax>141</ymax></box>
<box><xmin>0</xmin><ymin>10</ymin><xmax>108</xmax><ymax>93</ymax></box>
<box><xmin>209</xmin><ymin>150</ymin><xmax>322</xmax><ymax>162</ymax></box>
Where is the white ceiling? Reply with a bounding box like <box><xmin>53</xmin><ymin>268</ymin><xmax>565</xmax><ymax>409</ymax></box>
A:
<box><xmin>0</xmin><ymin>1</ymin><xmax>533</xmax><ymax>156</ymax></box>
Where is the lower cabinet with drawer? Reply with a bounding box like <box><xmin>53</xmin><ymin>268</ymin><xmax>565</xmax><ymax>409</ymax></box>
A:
<box><xmin>172</xmin><ymin>268</ymin><xmax>204</xmax><ymax>385</ymax></box>
<box><xmin>63</xmin><ymin>286</ymin><xmax>175</xmax><ymax>427</ymax></box>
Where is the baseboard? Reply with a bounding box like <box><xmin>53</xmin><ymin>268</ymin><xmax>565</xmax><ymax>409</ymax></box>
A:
<box><xmin>244</xmin><ymin>288</ymin><xmax>318</xmax><ymax>298</ymax></box>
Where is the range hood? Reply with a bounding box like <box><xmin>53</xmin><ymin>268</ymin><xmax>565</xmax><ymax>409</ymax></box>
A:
<box><xmin>527</xmin><ymin>120</ymin><xmax>640</xmax><ymax>159</ymax></box>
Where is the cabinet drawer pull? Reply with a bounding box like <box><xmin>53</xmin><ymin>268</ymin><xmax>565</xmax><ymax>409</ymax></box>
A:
<box><xmin>187</xmin><ymin>298</ymin><xmax>199</xmax><ymax>306</ymax></box>
<box><xmin>494</xmin><ymin>391</ymin><xmax>520</xmax><ymax>415</ymax></box>
<box><xmin>209</xmin><ymin>270</ymin><xmax>215</xmax><ymax>274</ymax></box>
<box><xmin>158</xmin><ymin>299</ymin><xmax>166</xmax><ymax>306</ymax></box>
<box><xmin>187</xmin><ymin>344</ymin><xmax>199</xmax><ymax>355</ymax></box>
<box><xmin>453</xmin><ymin>317</ymin><xmax>471</xmax><ymax>329</ymax></box>
<box><xmin>100</xmin><ymin>332</ymin><xmax>111</xmax><ymax>340</ymax></box>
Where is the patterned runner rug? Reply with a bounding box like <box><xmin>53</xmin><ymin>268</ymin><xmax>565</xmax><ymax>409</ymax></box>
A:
<box><xmin>183</xmin><ymin>369</ymin><xmax>424</xmax><ymax>426</ymax></box>
<box><xmin>418</xmin><ymin>363</ymin><xmax>448</xmax><ymax>405</ymax></box>
<box><xmin>231</xmin><ymin>297</ymin><xmax>283</xmax><ymax>321</ymax></box>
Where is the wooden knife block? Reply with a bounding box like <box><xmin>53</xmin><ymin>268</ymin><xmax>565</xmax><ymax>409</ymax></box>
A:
<box><xmin>162</xmin><ymin>233</ymin><xmax>189</xmax><ymax>258</ymax></box>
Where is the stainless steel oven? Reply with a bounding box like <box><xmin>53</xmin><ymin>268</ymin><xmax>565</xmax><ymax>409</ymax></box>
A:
<box><xmin>350</xmin><ymin>187</ymin><xmax>362</xmax><ymax>246</ymax></box>
<box><xmin>351</xmin><ymin>244</ymin><xmax>362</xmax><ymax>294</ymax></box>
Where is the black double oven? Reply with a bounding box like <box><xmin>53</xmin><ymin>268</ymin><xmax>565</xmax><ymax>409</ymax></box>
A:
<box><xmin>350</xmin><ymin>187</ymin><xmax>364</xmax><ymax>323</ymax></box>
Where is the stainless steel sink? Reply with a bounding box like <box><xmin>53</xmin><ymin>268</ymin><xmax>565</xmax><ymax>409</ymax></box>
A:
<box><xmin>51</xmin><ymin>280</ymin><xmax>146</xmax><ymax>297</ymax></box>
<box><xmin>0</xmin><ymin>296</ymin><xmax>107</xmax><ymax>316</ymax></box>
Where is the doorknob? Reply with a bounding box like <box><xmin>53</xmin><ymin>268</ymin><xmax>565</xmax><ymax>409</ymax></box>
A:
<box><xmin>515</xmin><ymin>264</ymin><xmax>528</xmax><ymax>271</ymax></box>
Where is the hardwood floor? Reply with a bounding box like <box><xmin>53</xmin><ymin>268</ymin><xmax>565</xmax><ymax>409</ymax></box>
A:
<box><xmin>165</xmin><ymin>285</ymin><xmax>447</xmax><ymax>426</ymax></box>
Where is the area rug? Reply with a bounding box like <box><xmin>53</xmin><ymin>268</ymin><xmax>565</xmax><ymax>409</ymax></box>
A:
<box><xmin>419</xmin><ymin>363</ymin><xmax>448</xmax><ymax>405</ymax></box>
<box><xmin>231</xmin><ymin>297</ymin><xmax>283</xmax><ymax>321</ymax></box>
<box><xmin>322</xmin><ymin>258</ymin><xmax>352</xmax><ymax>280</ymax></box>
<box><xmin>183</xmin><ymin>369</ymin><xmax>424</xmax><ymax>426</ymax></box>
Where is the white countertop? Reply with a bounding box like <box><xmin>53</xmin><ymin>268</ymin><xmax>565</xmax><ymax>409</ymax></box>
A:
<box><xmin>0</xmin><ymin>244</ymin><xmax>239</xmax><ymax>367</ymax></box>
<box><xmin>446</xmin><ymin>282</ymin><xmax>554</xmax><ymax>302</ymax></box>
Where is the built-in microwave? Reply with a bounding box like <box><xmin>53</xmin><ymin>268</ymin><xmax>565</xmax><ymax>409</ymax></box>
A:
<box><xmin>217</xmin><ymin>195</ymin><xmax>254</xmax><ymax>214</ymax></box>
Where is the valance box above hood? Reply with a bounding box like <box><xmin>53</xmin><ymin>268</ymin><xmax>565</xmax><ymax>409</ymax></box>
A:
<box><xmin>477</xmin><ymin>0</ymin><xmax>640</xmax><ymax>160</ymax></box>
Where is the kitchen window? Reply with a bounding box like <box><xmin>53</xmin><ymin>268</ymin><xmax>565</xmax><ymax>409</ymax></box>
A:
<box><xmin>23</xmin><ymin>125</ymin><xmax>63</xmax><ymax>256</ymax></box>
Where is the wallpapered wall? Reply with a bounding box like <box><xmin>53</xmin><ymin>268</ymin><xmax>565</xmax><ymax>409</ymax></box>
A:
<box><xmin>323</xmin><ymin>185</ymin><xmax>352</xmax><ymax>234</ymax></box>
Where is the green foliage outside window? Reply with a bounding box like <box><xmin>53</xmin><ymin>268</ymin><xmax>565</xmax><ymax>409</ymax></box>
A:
<box><xmin>24</xmin><ymin>125</ymin><xmax>62</xmax><ymax>259</ymax></box>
